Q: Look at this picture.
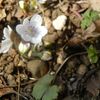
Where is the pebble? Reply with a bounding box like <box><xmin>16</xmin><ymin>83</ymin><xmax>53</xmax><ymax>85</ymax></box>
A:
<box><xmin>52</xmin><ymin>15</ymin><xmax>67</xmax><ymax>30</ymax></box>
<box><xmin>77</xmin><ymin>64</ymin><xmax>87</xmax><ymax>75</ymax></box>
<box><xmin>27</xmin><ymin>59</ymin><xmax>49</xmax><ymax>78</ymax></box>
<box><xmin>7</xmin><ymin>74</ymin><xmax>17</xmax><ymax>86</ymax></box>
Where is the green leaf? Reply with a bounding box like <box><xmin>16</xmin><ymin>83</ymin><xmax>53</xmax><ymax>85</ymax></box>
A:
<box><xmin>82</xmin><ymin>9</ymin><xmax>91</xmax><ymax>18</ymax></box>
<box><xmin>81</xmin><ymin>10</ymin><xmax>99</xmax><ymax>29</ymax></box>
<box><xmin>90</xmin><ymin>11</ymin><xmax>99</xmax><ymax>21</ymax></box>
<box><xmin>32</xmin><ymin>84</ymin><xmax>48</xmax><ymax>100</ymax></box>
<box><xmin>81</xmin><ymin>18</ymin><xmax>92</xmax><ymax>29</ymax></box>
<box><xmin>87</xmin><ymin>45</ymin><xmax>98</xmax><ymax>63</ymax></box>
<box><xmin>42</xmin><ymin>85</ymin><xmax>59</xmax><ymax>100</ymax></box>
<box><xmin>32</xmin><ymin>74</ymin><xmax>55</xmax><ymax>100</ymax></box>
<box><xmin>37</xmin><ymin>73</ymin><xmax>54</xmax><ymax>85</ymax></box>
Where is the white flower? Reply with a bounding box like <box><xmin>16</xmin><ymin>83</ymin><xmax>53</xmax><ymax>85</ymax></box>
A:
<box><xmin>52</xmin><ymin>15</ymin><xmax>67</xmax><ymax>30</ymax></box>
<box><xmin>16</xmin><ymin>14</ymin><xmax>48</xmax><ymax>44</ymax></box>
<box><xmin>18</xmin><ymin>42</ymin><xmax>30</xmax><ymax>54</ymax></box>
<box><xmin>19</xmin><ymin>0</ymin><xmax>24</xmax><ymax>9</ymax></box>
<box><xmin>0</xmin><ymin>25</ymin><xmax>13</xmax><ymax>53</ymax></box>
<box><xmin>37</xmin><ymin>0</ymin><xmax>47</xmax><ymax>4</ymax></box>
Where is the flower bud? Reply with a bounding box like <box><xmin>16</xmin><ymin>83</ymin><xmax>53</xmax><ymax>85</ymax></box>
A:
<box><xmin>18</xmin><ymin>42</ymin><xmax>30</xmax><ymax>54</ymax></box>
<box><xmin>19</xmin><ymin>0</ymin><xmax>24</xmax><ymax>9</ymax></box>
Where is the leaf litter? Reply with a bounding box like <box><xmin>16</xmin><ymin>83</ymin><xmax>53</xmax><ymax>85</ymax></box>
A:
<box><xmin>0</xmin><ymin>0</ymin><xmax>100</xmax><ymax>100</ymax></box>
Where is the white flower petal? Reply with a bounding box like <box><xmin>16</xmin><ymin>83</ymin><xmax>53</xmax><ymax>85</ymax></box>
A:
<box><xmin>3</xmin><ymin>27</ymin><xmax>10</xmax><ymax>39</ymax></box>
<box><xmin>16</xmin><ymin>24</ymin><xmax>33</xmax><ymax>42</ymax></box>
<box><xmin>30</xmin><ymin>14</ymin><xmax>42</xmax><ymax>26</ymax></box>
<box><xmin>36</xmin><ymin>26</ymin><xmax>48</xmax><ymax>37</ymax></box>
<box><xmin>7</xmin><ymin>25</ymin><xmax>12</xmax><ymax>33</ymax></box>
<box><xmin>31</xmin><ymin>36</ymin><xmax>42</xmax><ymax>44</ymax></box>
<box><xmin>3</xmin><ymin>25</ymin><xmax>12</xmax><ymax>39</ymax></box>
<box><xmin>21</xmin><ymin>34</ymin><xmax>32</xmax><ymax>42</ymax></box>
<box><xmin>31</xmin><ymin>26</ymin><xmax>47</xmax><ymax>44</ymax></box>
<box><xmin>37</xmin><ymin>0</ymin><xmax>47</xmax><ymax>4</ymax></box>
<box><xmin>16</xmin><ymin>24</ymin><xmax>33</xmax><ymax>36</ymax></box>
<box><xmin>23</xmin><ymin>17</ymin><xmax>30</xmax><ymax>25</ymax></box>
<box><xmin>16</xmin><ymin>24</ymin><xmax>25</xmax><ymax>35</ymax></box>
<box><xmin>0</xmin><ymin>26</ymin><xmax>13</xmax><ymax>53</ymax></box>
<box><xmin>19</xmin><ymin>0</ymin><xmax>24</xmax><ymax>9</ymax></box>
<box><xmin>0</xmin><ymin>39</ymin><xmax>12</xmax><ymax>53</ymax></box>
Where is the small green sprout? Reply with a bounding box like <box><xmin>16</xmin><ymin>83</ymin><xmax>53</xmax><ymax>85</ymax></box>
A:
<box><xmin>81</xmin><ymin>10</ymin><xmax>99</xmax><ymax>29</ymax></box>
<box><xmin>87</xmin><ymin>45</ymin><xmax>98</xmax><ymax>63</ymax></box>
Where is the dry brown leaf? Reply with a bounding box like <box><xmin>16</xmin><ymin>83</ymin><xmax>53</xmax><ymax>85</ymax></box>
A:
<box><xmin>83</xmin><ymin>23</ymin><xmax>96</xmax><ymax>39</ymax></box>
<box><xmin>0</xmin><ymin>0</ymin><xmax>3</xmax><ymax>4</ymax></box>
<box><xmin>0</xmin><ymin>9</ymin><xmax>6</xmax><ymax>21</ymax></box>
<box><xmin>0</xmin><ymin>88</ymin><xmax>14</xmax><ymax>97</ymax></box>
<box><xmin>88</xmin><ymin>0</ymin><xmax>100</xmax><ymax>12</ymax></box>
<box><xmin>94</xmin><ymin>19</ymin><xmax>100</xmax><ymax>33</ymax></box>
<box><xmin>82</xmin><ymin>23</ymin><xmax>100</xmax><ymax>40</ymax></box>
<box><xmin>15</xmin><ymin>8</ymin><xmax>24</xmax><ymax>18</ymax></box>
<box><xmin>44</xmin><ymin>17</ymin><xmax>52</xmax><ymax>29</ymax></box>
<box><xmin>86</xmin><ymin>71</ymin><xmax>100</xmax><ymax>96</ymax></box>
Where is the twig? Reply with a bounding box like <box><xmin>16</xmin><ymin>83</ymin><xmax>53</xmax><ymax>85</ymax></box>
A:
<box><xmin>55</xmin><ymin>51</ymin><xmax>87</xmax><ymax>76</ymax></box>
<box><xmin>0</xmin><ymin>80</ymin><xmax>37</xmax><ymax>89</ymax></box>
<box><xmin>0</xmin><ymin>90</ymin><xmax>28</xmax><ymax>100</ymax></box>
<box><xmin>55</xmin><ymin>50</ymin><xmax>100</xmax><ymax>76</ymax></box>
<box><xmin>17</xmin><ymin>70</ymin><xmax>20</xmax><ymax>100</ymax></box>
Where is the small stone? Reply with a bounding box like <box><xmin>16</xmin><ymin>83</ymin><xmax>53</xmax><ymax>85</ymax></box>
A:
<box><xmin>27</xmin><ymin>59</ymin><xmax>49</xmax><ymax>78</ymax></box>
<box><xmin>8</xmin><ymin>48</ymin><xmax>17</xmax><ymax>58</ymax></box>
<box><xmin>14</xmin><ymin>54</ymin><xmax>20</xmax><ymax>66</ymax></box>
<box><xmin>7</xmin><ymin>74</ymin><xmax>17</xmax><ymax>86</ymax></box>
<box><xmin>20</xmin><ymin>74</ymin><xmax>28</xmax><ymax>81</ymax></box>
<box><xmin>52</xmin><ymin>9</ymin><xmax>63</xmax><ymax>19</ymax></box>
<box><xmin>5</xmin><ymin>63</ymin><xmax>14</xmax><ymax>74</ymax></box>
<box><xmin>43</xmin><ymin>32</ymin><xmax>59</xmax><ymax>46</ymax></box>
<box><xmin>0</xmin><ymin>66</ymin><xmax>3</xmax><ymax>72</ymax></box>
<box><xmin>44</xmin><ymin>10</ymin><xmax>51</xmax><ymax>17</ymax></box>
<box><xmin>60</xmin><ymin>3</ymin><xmax>69</xmax><ymax>13</ymax></box>
<box><xmin>52</xmin><ymin>15</ymin><xmax>67</xmax><ymax>30</ymax></box>
<box><xmin>41</xmin><ymin>51</ymin><xmax>52</xmax><ymax>61</ymax></box>
<box><xmin>80</xmin><ymin>55</ymin><xmax>90</xmax><ymax>66</ymax></box>
<box><xmin>77</xmin><ymin>64</ymin><xmax>87</xmax><ymax>75</ymax></box>
<box><xmin>69</xmin><ymin>77</ymin><xmax>76</xmax><ymax>82</ymax></box>
<box><xmin>7</xmin><ymin>56</ymin><xmax>13</xmax><ymax>62</ymax></box>
<box><xmin>18</xmin><ymin>60</ymin><xmax>26</xmax><ymax>67</ymax></box>
<box><xmin>57</xmin><ymin>51</ymin><xmax>66</xmax><ymax>64</ymax></box>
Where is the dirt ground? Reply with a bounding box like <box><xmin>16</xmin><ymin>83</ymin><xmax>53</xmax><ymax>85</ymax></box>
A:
<box><xmin>0</xmin><ymin>0</ymin><xmax>100</xmax><ymax>100</ymax></box>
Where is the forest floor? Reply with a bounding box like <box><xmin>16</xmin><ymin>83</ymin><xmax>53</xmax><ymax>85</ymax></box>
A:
<box><xmin>0</xmin><ymin>0</ymin><xmax>100</xmax><ymax>100</ymax></box>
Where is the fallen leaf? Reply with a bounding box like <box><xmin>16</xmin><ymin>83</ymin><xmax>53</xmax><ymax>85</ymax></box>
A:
<box><xmin>86</xmin><ymin>71</ymin><xmax>100</xmax><ymax>96</ymax></box>
<box><xmin>0</xmin><ymin>88</ymin><xmax>14</xmax><ymax>97</ymax></box>
<box><xmin>0</xmin><ymin>9</ymin><xmax>6</xmax><ymax>21</ymax></box>
<box><xmin>88</xmin><ymin>0</ymin><xmax>100</xmax><ymax>12</ymax></box>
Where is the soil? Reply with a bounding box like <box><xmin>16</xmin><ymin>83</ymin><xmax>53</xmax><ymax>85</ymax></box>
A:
<box><xmin>0</xmin><ymin>0</ymin><xmax>100</xmax><ymax>100</ymax></box>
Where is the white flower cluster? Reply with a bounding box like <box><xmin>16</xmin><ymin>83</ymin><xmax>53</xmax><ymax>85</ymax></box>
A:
<box><xmin>0</xmin><ymin>14</ymin><xmax>48</xmax><ymax>54</ymax></box>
